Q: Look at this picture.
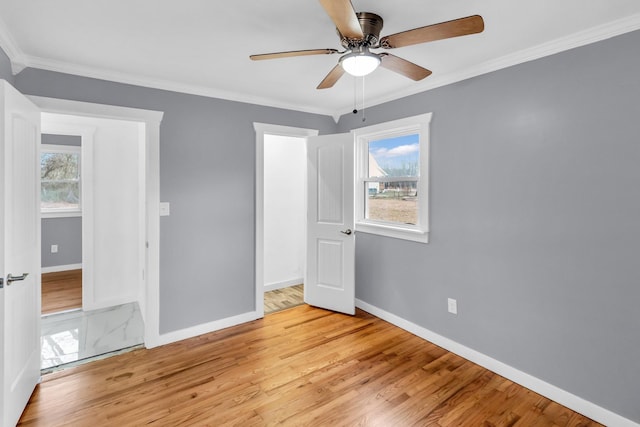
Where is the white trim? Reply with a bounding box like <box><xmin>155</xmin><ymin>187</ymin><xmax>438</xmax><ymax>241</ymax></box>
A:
<box><xmin>355</xmin><ymin>299</ymin><xmax>640</xmax><ymax>427</ymax></box>
<box><xmin>41</xmin><ymin>211</ymin><xmax>81</xmax><ymax>219</ymax></box>
<box><xmin>0</xmin><ymin>15</ymin><xmax>28</xmax><ymax>75</ymax></box>
<box><xmin>353</xmin><ymin>113</ymin><xmax>431</xmax><ymax>244</ymax></box>
<box><xmin>355</xmin><ymin>225</ymin><xmax>428</xmax><ymax>244</ymax></box>
<box><xmin>30</xmin><ymin>96</ymin><xmax>163</xmax><ymax>124</ymax></box>
<box><xmin>264</xmin><ymin>278</ymin><xmax>303</xmax><ymax>293</ymax></box>
<box><xmin>3</xmin><ymin>14</ymin><xmax>639</xmax><ymax>117</ymax></box>
<box><xmin>41</xmin><ymin>263</ymin><xmax>82</xmax><ymax>274</ymax></box>
<box><xmin>39</xmin><ymin>143</ymin><xmax>80</xmax><ymax>153</ymax></box>
<box><xmin>28</xmin><ymin>96</ymin><xmax>164</xmax><ymax>349</ymax></box>
<box><xmin>147</xmin><ymin>310</ymin><xmax>261</xmax><ymax>348</ymax></box>
<box><xmin>17</xmin><ymin>54</ymin><xmax>334</xmax><ymax>118</ymax></box>
<box><xmin>334</xmin><ymin>13</ymin><xmax>640</xmax><ymax>115</ymax></box>
<box><xmin>254</xmin><ymin>123</ymin><xmax>319</xmax><ymax>321</ymax></box>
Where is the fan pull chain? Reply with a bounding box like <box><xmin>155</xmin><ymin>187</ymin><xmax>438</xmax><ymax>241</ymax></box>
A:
<box><xmin>361</xmin><ymin>76</ymin><xmax>366</xmax><ymax>122</ymax></box>
<box><xmin>353</xmin><ymin>76</ymin><xmax>358</xmax><ymax>115</ymax></box>
<box><xmin>351</xmin><ymin>77</ymin><xmax>366</xmax><ymax>122</ymax></box>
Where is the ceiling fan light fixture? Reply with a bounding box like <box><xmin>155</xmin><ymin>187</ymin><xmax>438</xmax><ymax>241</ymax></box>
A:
<box><xmin>340</xmin><ymin>48</ymin><xmax>381</xmax><ymax>77</ymax></box>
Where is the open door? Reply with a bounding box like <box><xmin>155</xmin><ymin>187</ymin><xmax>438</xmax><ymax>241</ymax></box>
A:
<box><xmin>0</xmin><ymin>80</ymin><xmax>41</xmax><ymax>426</ymax></box>
<box><xmin>305</xmin><ymin>133</ymin><xmax>355</xmax><ymax>315</ymax></box>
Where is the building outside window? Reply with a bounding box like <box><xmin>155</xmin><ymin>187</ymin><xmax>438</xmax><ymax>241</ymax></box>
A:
<box><xmin>354</xmin><ymin>113</ymin><xmax>431</xmax><ymax>243</ymax></box>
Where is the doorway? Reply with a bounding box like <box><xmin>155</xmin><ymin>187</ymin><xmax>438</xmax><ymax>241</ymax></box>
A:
<box><xmin>40</xmin><ymin>132</ymin><xmax>83</xmax><ymax>316</ymax></box>
<box><xmin>262</xmin><ymin>133</ymin><xmax>307</xmax><ymax>313</ymax></box>
<box><xmin>254</xmin><ymin>123</ymin><xmax>319</xmax><ymax>316</ymax></box>
<box><xmin>39</xmin><ymin>113</ymin><xmax>147</xmax><ymax>369</ymax></box>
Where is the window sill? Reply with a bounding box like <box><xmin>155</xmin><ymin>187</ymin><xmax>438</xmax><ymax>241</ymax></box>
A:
<box><xmin>355</xmin><ymin>222</ymin><xmax>429</xmax><ymax>243</ymax></box>
<box><xmin>42</xmin><ymin>211</ymin><xmax>82</xmax><ymax>219</ymax></box>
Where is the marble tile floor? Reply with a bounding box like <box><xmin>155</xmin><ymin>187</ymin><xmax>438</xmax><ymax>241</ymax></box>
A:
<box><xmin>41</xmin><ymin>302</ymin><xmax>144</xmax><ymax>371</ymax></box>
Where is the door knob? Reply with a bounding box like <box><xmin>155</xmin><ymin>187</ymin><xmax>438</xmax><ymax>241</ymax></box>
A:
<box><xmin>7</xmin><ymin>273</ymin><xmax>29</xmax><ymax>285</ymax></box>
<box><xmin>340</xmin><ymin>229</ymin><xmax>352</xmax><ymax>235</ymax></box>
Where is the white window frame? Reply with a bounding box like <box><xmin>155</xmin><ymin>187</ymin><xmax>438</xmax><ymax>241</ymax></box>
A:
<box><xmin>40</xmin><ymin>144</ymin><xmax>82</xmax><ymax>218</ymax></box>
<box><xmin>353</xmin><ymin>112</ymin><xmax>432</xmax><ymax>243</ymax></box>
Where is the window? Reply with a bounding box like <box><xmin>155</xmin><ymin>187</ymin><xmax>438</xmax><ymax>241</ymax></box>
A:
<box><xmin>40</xmin><ymin>144</ymin><xmax>81</xmax><ymax>217</ymax></box>
<box><xmin>354</xmin><ymin>113</ymin><xmax>431</xmax><ymax>243</ymax></box>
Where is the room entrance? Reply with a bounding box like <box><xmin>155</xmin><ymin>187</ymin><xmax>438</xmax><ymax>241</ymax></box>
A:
<box><xmin>39</xmin><ymin>113</ymin><xmax>147</xmax><ymax>369</ymax></box>
<box><xmin>255</xmin><ymin>124</ymin><xmax>355</xmax><ymax>316</ymax></box>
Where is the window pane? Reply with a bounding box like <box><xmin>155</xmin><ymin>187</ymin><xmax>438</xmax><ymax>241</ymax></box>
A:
<box><xmin>41</xmin><ymin>181</ymin><xmax>80</xmax><ymax>210</ymax></box>
<box><xmin>368</xmin><ymin>133</ymin><xmax>419</xmax><ymax>178</ymax></box>
<box><xmin>366</xmin><ymin>181</ymin><xmax>418</xmax><ymax>225</ymax></box>
<box><xmin>41</xmin><ymin>153</ymin><xmax>79</xmax><ymax>180</ymax></box>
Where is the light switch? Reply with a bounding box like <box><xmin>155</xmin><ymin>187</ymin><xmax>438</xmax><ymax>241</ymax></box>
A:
<box><xmin>159</xmin><ymin>202</ymin><xmax>170</xmax><ymax>216</ymax></box>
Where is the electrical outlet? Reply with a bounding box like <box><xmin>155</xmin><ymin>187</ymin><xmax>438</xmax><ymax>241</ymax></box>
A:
<box><xmin>51</xmin><ymin>244</ymin><xmax>58</xmax><ymax>253</ymax></box>
<box><xmin>447</xmin><ymin>298</ymin><xmax>458</xmax><ymax>315</ymax></box>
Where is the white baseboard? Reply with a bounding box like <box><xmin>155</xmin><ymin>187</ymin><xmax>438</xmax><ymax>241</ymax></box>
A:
<box><xmin>42</xmin><ymin>263</ymin><xmax>82</xmax><ymax>273</ymax></box>
<box><xmin>355</xmin><ymin>299</ymin><xmax>639</xmax><ymax>427</ymax></box>
<box><xmin>146</xmin><ymin>310</ymin><xmax>262</xmax><ymax>349</ymax></box>
<box><xmin>264</xmin><ymin>278</ymin><xmax>303</xmax><ymax>292</ymax></box>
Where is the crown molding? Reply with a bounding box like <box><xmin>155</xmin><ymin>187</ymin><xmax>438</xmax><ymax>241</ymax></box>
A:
<box><xmin>335</xmin><ymin>12</ymin><xmax>640</xmax><ymax>118</ymax></box>
<box><xmin>16</xmin><ymin>54</ymin><xmax>338</xmax><ymax>118</ymax></box>
<box><xmin>0</xmin><ymin>15</ymin><xmax>28</xmax><ymax>74</ymax></box>
<box><xmin>2</xmin><ymin>12</ymin><xmax>639</xmax><ymax>120</ymax></box>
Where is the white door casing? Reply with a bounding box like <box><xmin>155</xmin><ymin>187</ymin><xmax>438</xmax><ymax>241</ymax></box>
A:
<box><xmin>0</xmin><ymin>80</ymin><xmax>41</xmax><ymax>427</ymax></box>
<box><xmin>305</xmin><ymin>133</ymin><xmax>355</xmax><ymax>315</ymax></box>
<box><xmin>29</xmin><ymin>95</ymin><xmax>163</xmax><ymax>348</ymax></box>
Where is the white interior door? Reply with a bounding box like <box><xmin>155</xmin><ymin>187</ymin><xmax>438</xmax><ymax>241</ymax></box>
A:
<box><xmin>305</xmin><ymin>133</ymin><xmax>355</xmax><ymax>315</ymax></box>
<box><xmin>0</xmin><ymin>80</ymin><xmax>41</xmax><ymax>427</ymax></box>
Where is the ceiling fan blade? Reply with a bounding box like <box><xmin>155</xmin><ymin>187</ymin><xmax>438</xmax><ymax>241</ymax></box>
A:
<box><xmin>317</xmin><ymin>64</ymin><xmax>346</xmax><ymax>89</ymax></box>
<box><xmin>250</xmin><ymin>49</ymin><xmax>339</xmax><ymax>61</ymax></box>
<box><xmin>380</xmin><ymin>15</ymin><xmax>484</xmax><ymax>49</ymax></box>
<box><xmin>380</xmin><ymin>54</ymin><xmax>432</xmax><ymax>81</ymax></box>
<box><xmin>318</xmin><ymin>0</ymin><xmax>364</xmax><ymax>39</ymax></box>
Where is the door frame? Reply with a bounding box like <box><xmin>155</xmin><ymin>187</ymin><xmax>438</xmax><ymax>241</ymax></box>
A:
<box><xmin>254</xmin><ymin>123</ymin><xmax>318</xmax><ymax>317</ymax></box>
<box><xmin>28</xmin><ymin>95</ymin><xmax>165</xmax><ymax>348</ymax></box>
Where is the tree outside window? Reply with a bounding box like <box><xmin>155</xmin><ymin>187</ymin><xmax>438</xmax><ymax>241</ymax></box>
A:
<box><xmin>41</xmin><ymin>145</ymin><xmax>81</xmax><ymax>214</ymax></box>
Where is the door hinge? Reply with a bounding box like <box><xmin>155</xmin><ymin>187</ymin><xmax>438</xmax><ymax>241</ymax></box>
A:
<box><xmin>0</xmin><ymin>277</ymin><xmax>3</xmax><ymax>289</ymax></box>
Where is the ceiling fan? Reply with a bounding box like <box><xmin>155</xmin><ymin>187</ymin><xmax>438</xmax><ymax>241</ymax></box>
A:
<box><xmin>250</xmin><ymin>0</ymin><xmax>484</xmax><ymax>89</ymax></box>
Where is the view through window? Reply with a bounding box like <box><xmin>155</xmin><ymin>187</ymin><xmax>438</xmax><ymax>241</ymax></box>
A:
<box><xmin>354</xmin><ymin>112</ymin><xmax>431</xmax><ymax>243</ymax></box>
<box><xmin>41</xmin><ymin>147</ymin><xmax>81</xmax><ymax>213</ymax></box>
<box><xmin>366</xmin><ymin>133</ymin><xmax>419</xmax><ymax>225</ymax></box>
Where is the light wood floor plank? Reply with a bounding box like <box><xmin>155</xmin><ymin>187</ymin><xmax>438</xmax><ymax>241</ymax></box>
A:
<box><xmin>41</xmin><ymin>269</ymin><xmax>82</xmax><ymax>315</ymax></box>
<box><xmin>19</xmin><ymin>305</ymin><xmax>603</xmax><ymax>426</ymax></box>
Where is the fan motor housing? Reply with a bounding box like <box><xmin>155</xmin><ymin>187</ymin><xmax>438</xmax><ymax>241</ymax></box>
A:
<box><xmin>340</xmin><ymin>12</ymin><xmax>384</xmax><ymax>48</ymax></box>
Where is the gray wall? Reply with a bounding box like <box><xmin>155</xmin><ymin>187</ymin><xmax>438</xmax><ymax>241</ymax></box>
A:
<box><xmin>41</xmin><ymin>134</ymin><xmax>82</xmax><ymax>268</ymax></box>
<box><xmin>14</xmin><ymin>70</ymin><xmax>337</xmax><ymax>333</ymax></box>
<box><xmin>4</xmin><ymin>27</ymin><xmax>638</xmax><ymax>422</ymax></box>
<box><xmin>339</xmin><ymin>30</ymin><xmax>640</xmax><ymax>423</ymax></box>
<box><xmin>0</xmin><ymin>46</ymin><xmax>15</xmax><ymax>85</ymax></box>
<box><xmin>42</xmin><ymin>133</ymin><xmax>81</xmax><ymax>146</ymax></box>
<box><xmin>41</xmin><ymin>217</ymin><xmax>82</xmax><ymax>268</ymax></box>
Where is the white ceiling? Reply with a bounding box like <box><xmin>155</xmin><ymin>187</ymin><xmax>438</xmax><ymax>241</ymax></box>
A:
<box><xmin>1</xmin><ymin>0</ymin><xmax>639</xmax><ymax>118</ymax></box>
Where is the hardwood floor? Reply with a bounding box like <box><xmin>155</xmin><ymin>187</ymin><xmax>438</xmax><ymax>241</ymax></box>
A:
<box><xmin>19</xmin><ymin>305</ymin><xmax>602</xmax><ymax>426</ymax></box>
<box><xmin>264</xmin><ymin>284</ymin><xmax>304</xmax><ymax>314</ymax></box>
<box><xmin>41</xmin><ymin>269</ymin><xmax>82</xmax><ymax>315</ymax></box>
